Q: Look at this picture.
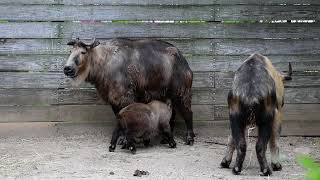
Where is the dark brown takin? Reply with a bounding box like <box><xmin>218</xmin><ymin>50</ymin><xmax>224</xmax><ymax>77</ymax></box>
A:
<box><xmin>109</xmin><ymin>100</ymin><xmax>176</xmax><ymax>154</ymax></box>
<box><xmin>220</xmin><ymin>53</ymin><xmax>292</xmax><ymax>176</ymax></box>
<box><xmin>64</xmin><ymin>38</ymin><xmax>194</xmax><ymax>145</ymax></box>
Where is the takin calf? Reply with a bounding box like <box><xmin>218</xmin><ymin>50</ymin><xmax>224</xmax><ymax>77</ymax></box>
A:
<box><xmin>220</xmin><ymin>54</ymin><xmax>292</xmax><ymax>176</ymax></box>
<box><xmin>109</xmin><ymin>100</ymin><xmax>176</xmax><ymax>154</ymax></box>
<box><xmin>64</xmin><ymin>38</ymin><xmax>194</xmax><ymax>145</ymax></box>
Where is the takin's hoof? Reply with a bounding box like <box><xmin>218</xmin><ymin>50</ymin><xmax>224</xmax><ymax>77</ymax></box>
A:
<box><xmin>220</xmin><ymin>158</ymin><xmax>231</xmax><ymax>168</ymax></box>
<box><xmin>232</xmin><ymin>166</ymin><xmax>241</xmax><ymax>175</ymax></box>
<box><xmin>143</xmin><ymin>139</ymin><xmax>151</xmax><ymax>146</ymax></box>
<box><xmin>109</xmin><ymin>145</ymin><xmax>116</xmax><ymax>152</ymax></box>
<box><xmin>169</xmin><ymin>141</ymin><xmax>177</xmax><ymax>148</ymax></box>
<box><xmin>185</xmin><ymin>137</ymin><xmax>194</xmax><ymax>146</ymax></box>
<box><xmin>129</xmin><ymin>146</ymin><xmax>136</xmax><ymax>154</ymax></box>
<box><xmin>260</xmin><ymin>167</ymin><xmax>272</xmax><ymax>176</ymax></box>
<box><xmin>271</xmin><ymin>162</ymin><xmax>282</xmax><ymax>171</ymax></box>
<box><xmin>185</xmin><ymin>132</ymin><xmax>195</xmax><ymax>145</ymax></box>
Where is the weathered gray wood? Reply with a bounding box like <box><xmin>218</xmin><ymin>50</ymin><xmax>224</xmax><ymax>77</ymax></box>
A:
<box><xmin>0</xmin><ymin>87</ymin><xmax>215</xmax><ymax>106</ymax></box>
<box><xmin>212</xmin><ymin>55</ymin><xmax>320</xmax><ymax>72</ymax></box>
<box><xmin>0</xmin><ymin>72</ymin><xmax>213</xmax><ymax>89</ymax></box>
<box><xmin>215</xmin><ymin>72</ymin><xmax>320</xmax><ymax>89</ymax></box>
<box><xmin>0</xmin><ymin>5</ymin><xmax>213</xmax><ymax>21</ymax></box>
<box><xmin>216</xmin><ymin>5</ymin><xmax>320</xmax><ymax>21</ymax></box>
<box><xmin>0</xmin><ymin>39</ymin><xmax>212</xmax><ymax>55</ymax></box>
<box><xmin>0</xmin><ymin>71</ymin><xmax>317</xmax><ymax>89</ymax></box>
<box><xmin>0</xmin><ymin>55</ymin><xmax>65</xmax><ymax>72</ymax></box>
<box><xmin>1</xmin><ymin>54</ymin><xmax>319</xmax><ymax>73</ymax></box>
<box><xmin>0</xmin><ymin>0</ymin><xmax>215</xmax><ymax>5</ymax></box>
<box><xmin>1</xmin><ymin>0</ymin><xmax>319</xmax><ymax>5</ymax></box>
<box><xmin>61</xmin><ymin>22</ymin><xmax>320</xmax><ymax>39</ymax></box>
<box><xmin>213</xmin><ymin>88</ymin><xmax>320</xmax><ymax>104</ymax></box>
<box><xmin>0</xmin><ymin>104</ymin><xmax>214</xmax><ymax>122</ymax></box>
<box><xmin>214</xmin><ymin>104</ymin><xmax>320</xmax><ymax>121</ymax></box>
<box><xmin>0</xmin><ymin>22</ymin><xmax>58</xmax><ymax>39</ymax></box>
<box><xmin>1</xmin><ymin>39</ymin><xmax>319</xmax><ymax>56</ymax></box>
<box><xmin>213</xmin><ymin>39</ymin><xmax>320</xmax><ymax>55</ymax></box>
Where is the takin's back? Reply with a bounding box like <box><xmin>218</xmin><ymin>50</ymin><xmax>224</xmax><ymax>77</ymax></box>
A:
<box><xmin>232</xmin><ymin>54</ymin><xmax>280</xmax><ymax>105</ymax></box>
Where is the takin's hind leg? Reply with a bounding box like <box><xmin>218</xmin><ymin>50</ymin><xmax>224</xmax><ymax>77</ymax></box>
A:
<box><xmin>256</xmin><ymin>110</ymin><xmax>274</xmax><ymax>176</ymax></box>
<box><xmin>230</xmin><ymin>111</ymin><xmax>247</xmax><ymax>175</ymax></box>
<box><xmin>269</xmin><ymin>109</ymin><xmax>282</xmax><ymax>171</ymax></box>
<box><xmin>221</xmin><ymin>135</ymin><xmax>235</xmax><ymax>168</ymax></box>
<box><xmin>175</xmin><ymin>95</ymin><xmax>195</xmax><ymax>145</ymax></box>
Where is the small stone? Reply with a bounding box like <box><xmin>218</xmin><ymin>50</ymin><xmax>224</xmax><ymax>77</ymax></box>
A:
<box><xmin>109</xmin><ymin>171</ymin><xmax>114</xmax><ymax>175</ymax></box>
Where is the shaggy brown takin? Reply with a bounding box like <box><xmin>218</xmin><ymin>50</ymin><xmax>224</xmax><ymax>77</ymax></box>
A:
<box><xmin>64</xmin><ymin>38</ymin><xmax>195</xmax><ymax>145</ymax></box>
<box><xmin>220</xmin><ymin>54</ymin><xmax>292</xmax><ymax>176</ymax></box>
<box><xmin>109</xmin><ymin>100</ymin><xmax>176</xmax><ymax>154</ymax></box>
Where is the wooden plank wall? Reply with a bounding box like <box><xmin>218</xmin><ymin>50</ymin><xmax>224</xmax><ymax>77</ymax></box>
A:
<box><xmin>0</xmin><ymin>0</ymin><xmax>319</xmax><ymax>136</ymax></box>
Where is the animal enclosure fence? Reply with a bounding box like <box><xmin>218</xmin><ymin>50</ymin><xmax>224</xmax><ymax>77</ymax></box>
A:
<box><xmin>0</xmin><ymin>0</ymin><xmax>319</xmax><ymax>136</ymax></box>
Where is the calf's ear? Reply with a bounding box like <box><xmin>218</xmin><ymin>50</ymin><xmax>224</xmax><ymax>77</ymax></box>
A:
<box><xmin>88</xmin><ymin>38</ymin><xmax>100</xmax><ymax>49</ymax></box>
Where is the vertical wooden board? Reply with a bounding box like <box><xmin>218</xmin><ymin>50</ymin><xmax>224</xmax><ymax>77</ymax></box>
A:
<box><xmin>215</xmin><ymin>5</ymin><xmax>320</xmax><ymax>21</ymax></box>
<box><xmin>0</xmin><ymin>22</ymin><xmax>59</xmax><ymax>39</ymax></box>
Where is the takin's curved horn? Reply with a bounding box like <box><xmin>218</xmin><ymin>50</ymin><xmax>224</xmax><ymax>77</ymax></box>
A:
<box><xmin>282</xmin><ymin>62</ymin><xmax>292</xmax><ymax>81</ymax></box>
<box><xmin>87</xmin><ymin>38</ymin><xmax>100</xmax><ymax>49</ymax></box>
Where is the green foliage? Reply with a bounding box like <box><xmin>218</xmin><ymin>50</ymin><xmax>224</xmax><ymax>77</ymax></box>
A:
<box><xmin>297</xmin><ymin>154</ymin><xmax>320</xmax><ymax>180</ymax></box>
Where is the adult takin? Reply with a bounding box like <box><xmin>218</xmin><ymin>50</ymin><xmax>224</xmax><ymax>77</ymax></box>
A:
<box><xmin>109</xmin><ymin>100</ymin><xmax>176</xmax><ymax>154</ymax></box>
<box><xmin>64</xmin><ymin>38</ymin><xmax>195</xmax><ymax>144</ymax></box>
<box><xmin>220</xmin><ymin>53</ymin><xmax>292</xmax><ymax>176</ymax></box>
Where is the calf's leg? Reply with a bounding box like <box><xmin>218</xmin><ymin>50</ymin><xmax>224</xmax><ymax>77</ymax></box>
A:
<box><xmin>109</xmin><ymin>123</ymin><xmax>122</xmax><ymax>152</ymax></box>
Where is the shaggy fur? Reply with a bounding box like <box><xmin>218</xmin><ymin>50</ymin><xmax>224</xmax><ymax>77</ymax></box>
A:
<box><xmin>220</xmin><ymin>53</ymin><xmax>292</xmax><ymax>176</ymax></box>
<box><xmin>64</xmin><ymin>38</ymin><xmax>195</xmax><ymax>144</ymax></box>
<box><xmin>109</xmin><ymin>100</ymin><xmax>176</xmax><ymax>154</ymax></box>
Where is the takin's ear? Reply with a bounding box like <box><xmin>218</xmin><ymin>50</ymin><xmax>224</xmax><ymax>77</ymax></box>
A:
<box><xmin>67</xmin><ymin>39</ymin><xmax>77</xmax><ymax>46</ymax></box>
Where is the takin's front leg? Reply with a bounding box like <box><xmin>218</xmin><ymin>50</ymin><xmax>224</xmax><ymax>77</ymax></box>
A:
<box><xmin>109</xmin><ymin>89</ymin><xmax>136</xmax><ymax>146</ymax></box>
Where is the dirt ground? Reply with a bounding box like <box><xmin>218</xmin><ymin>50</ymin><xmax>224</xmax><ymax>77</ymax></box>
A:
<box><xmin>0</xmin><ymin>125</ymin><xmax>319</xmax><ymax>180</ymax></box>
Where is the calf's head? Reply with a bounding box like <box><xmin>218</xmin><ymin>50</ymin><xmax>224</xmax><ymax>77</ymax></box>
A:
<box><xmin>64</xmin><ymin>38</ymin><xmax>100</xmax><ymax>83</ymax></box>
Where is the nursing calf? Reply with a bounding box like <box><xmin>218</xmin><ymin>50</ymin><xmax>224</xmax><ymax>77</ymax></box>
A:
<box><xmin>109</xmin><ymin>100</ymin><xmax>176</xmax><ymax>154</ymax></box>
<box><xmin>220</xmin><ymin>54</ymin><xmax>292</xmax><ymax>176</ymax></box>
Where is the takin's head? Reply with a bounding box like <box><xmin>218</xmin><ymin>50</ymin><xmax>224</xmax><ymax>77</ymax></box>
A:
<box><xmin>64</xmin><ymin>38</ymin><xmax>100</xmax><ymax>84</ymax></box>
